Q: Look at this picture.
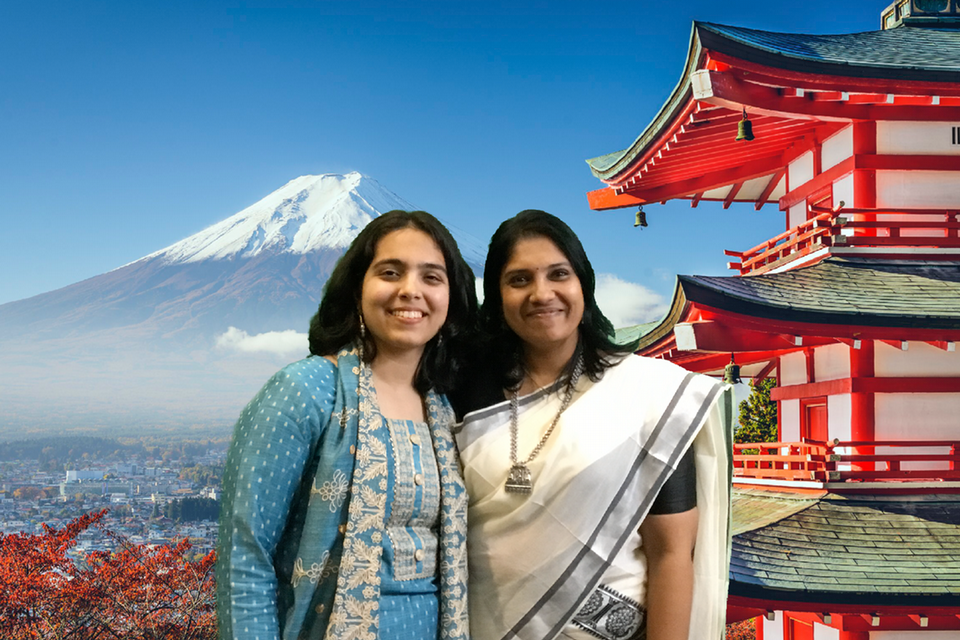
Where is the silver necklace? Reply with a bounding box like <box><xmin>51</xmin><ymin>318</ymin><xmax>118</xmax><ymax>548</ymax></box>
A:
<box><xmin>505</xmin><ymin>356</ymin><xmax>584</xmax><ymax>494</ymax></box>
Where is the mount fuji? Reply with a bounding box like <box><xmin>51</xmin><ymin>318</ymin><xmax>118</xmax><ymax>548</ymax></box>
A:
<box><xmin>0</xmin><ymin>173</ymin><xmax>484</xmax><ymax>436</ymax></box>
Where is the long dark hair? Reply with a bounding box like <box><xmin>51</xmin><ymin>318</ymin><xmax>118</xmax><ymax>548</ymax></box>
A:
<box><xmin>308</xmin><ymin>210</ymin><xmax>478</xmax><ymax>395</ymax></box>
<box><xmin>479</xmin><ymin>209</ymin><xmax>636</xmax><ymax>390</ymax></box>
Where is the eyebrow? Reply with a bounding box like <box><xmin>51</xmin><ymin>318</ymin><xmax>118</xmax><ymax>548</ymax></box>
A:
<box><xmin>502</xmin><ymin>261</ymin><xmax>570</xmax><ymax>276</ymax></box>
<box><xmin>372</xmin><ymin>258</ymin><xmax>448</xmax><ymax>273</ymax></box>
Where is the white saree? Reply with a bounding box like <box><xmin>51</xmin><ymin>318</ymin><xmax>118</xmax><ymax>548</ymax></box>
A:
<box><xmin>456</xmin><ymin>355</ymin><xmax>732</xmax><ymax>640</ymax></box>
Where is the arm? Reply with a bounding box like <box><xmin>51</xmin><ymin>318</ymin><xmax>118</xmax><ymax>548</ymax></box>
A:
<box><xmin>216</xmin><ymin>361</ymin><xmax>335</xmax><ymax>640</ymax></box>
<box><xmin>639</xmin><ymin>506</ymin><xmax>699</xmax><ymax>640</ymax></box>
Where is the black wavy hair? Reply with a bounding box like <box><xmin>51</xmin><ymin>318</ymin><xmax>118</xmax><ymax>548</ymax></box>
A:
<box><xmin>308</xmin><ymin>210</ymin><xmax>478</xmax><ymax>395</ymax></box>
<box><xmin>479</xmin><ymin>209</ymin><xmax>637</xmax><ymax>390</ymax></box>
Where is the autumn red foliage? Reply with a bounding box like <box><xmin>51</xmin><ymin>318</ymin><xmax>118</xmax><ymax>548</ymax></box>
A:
<box><xmin>726</xmin><ymin>617</ymin><xmax>758</xmax><ymax>640</ymax></box>
<box><xmin>0</xmin><ymin>509</ymin><xmax>216</xmax><ymax>639</ymax></box>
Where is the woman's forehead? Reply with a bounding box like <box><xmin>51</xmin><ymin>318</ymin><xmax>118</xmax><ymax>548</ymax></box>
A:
<box><xmin>505</xmin><ymin>235</ymin><xmax>568</xmax><ymax>267</ymax></box>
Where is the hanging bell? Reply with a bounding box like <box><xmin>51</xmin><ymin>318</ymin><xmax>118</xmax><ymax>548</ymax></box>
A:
<box><xmin>736</xmin><ymin>107</ymin><xmax>754</xmax><ymax>142</ymax></box>
<box><xmin>634</xmin><ymin>207</ymin><xmax>648</xmax><ymax>229</ymax></box>
<box><xmin>723</xmin><ymin>354</ymin><xmax>742</xmax><ymax>385</ymax></box>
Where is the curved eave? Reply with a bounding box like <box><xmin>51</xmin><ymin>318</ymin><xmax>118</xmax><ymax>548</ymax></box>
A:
<box><xmin>587</xmin><ymin>23</ymin><xmax>705</xmax><ymax>181</ymax></box>
<box><xmin>587</xmin><ymin>21</ymin><xmax>960</xmax><ymax>187</ymax></box>
<box><xmin>635</xmin><ymin>279</ymin><xmax>690</xmax><ymax>353</ymax></box>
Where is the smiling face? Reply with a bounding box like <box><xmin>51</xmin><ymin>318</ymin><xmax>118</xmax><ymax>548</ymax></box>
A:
<box><xmin>361</xmin><ymin>227</ymin><xmax>450</xmax><ymax>362</ymax></box>
<box><xmin>499</xmin><ymin>235</ymin><xmax>584</xmax><ymax>360</ymax></box>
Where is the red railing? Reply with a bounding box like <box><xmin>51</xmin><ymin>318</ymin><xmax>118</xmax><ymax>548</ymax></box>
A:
<box><xmin>733</xmin><ymin>440</ymin><xmax>960</xmax><ymax>483</ymax></box>
<box><xmin>726</xmin><ymin>207</ymin><xmax>960</xmax><ymax>275</ymax></box>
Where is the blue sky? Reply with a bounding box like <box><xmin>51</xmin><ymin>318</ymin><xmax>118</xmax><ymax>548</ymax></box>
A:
<box><xmin>0</xmin><ymin>0</ymin><xmax>883</xmax><ymax>309</ymax></box>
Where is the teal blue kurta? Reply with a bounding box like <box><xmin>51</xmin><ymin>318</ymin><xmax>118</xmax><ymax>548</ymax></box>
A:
<box><xmin>217</xmin><ymin>350</ymin><xmax>470</xmax><ymax>640</ymax></box>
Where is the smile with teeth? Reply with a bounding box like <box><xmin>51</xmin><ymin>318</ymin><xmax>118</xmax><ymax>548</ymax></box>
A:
<box><xmin>528</xmin><ymin>308</ymin><xmax>564</xmax><ymax>318</ymax></box>
<box><xmin>391</xmin><ymin>310</ymin><xmax>424</xmax><ymax>319</ymax></box>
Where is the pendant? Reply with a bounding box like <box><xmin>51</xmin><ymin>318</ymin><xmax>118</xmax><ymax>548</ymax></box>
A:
<box><xmin>505</xmin><ymin>463</ymin><xmax>533</xmax><ymax>494</ymax></box>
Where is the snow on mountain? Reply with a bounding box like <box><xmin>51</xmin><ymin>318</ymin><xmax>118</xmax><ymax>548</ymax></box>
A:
<box><xmin>0</xmin><ymin>171</ymin><xmax>488</xmax><ymax>433</ymax></box>
<box><xmin>140</xmin><ymin>172</ymin><xmax>417</xmax><ymax>264</ymax></box>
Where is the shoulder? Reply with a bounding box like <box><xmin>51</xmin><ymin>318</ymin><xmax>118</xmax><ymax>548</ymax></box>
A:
<box><xmin>607</xmin><ymin>354</ymin><xmax>723</xmax><ymax>392</ymax></box>
<box><xmin>261</xmin><ymin>356</ymin><xmax>340</xmax><ymax>403</ymax></box>
<box><xmin>607</xmin><ymin>353</ymin><xmax>687</xmax><ymax>378</ymax></box>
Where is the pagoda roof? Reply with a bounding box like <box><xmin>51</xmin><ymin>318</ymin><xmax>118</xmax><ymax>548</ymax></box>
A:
<box><xmin>697</xmin><ymin>22</ymin><xmax>960</xmax><ymax>82</ymax></box>
<box><xmin>681</xmin><ymin>258</ymin><xmax>960</xmax><ymax>330</ymax></box>
<box><xmin>730</xmin><ymin>488</ymin><xmax>960</xmax><ymax>605</ymax></box>
<box><xmin>631</xmin><ymin>258</ymin><xmax>960</xmax><ymax>371</ymax></box>
<box><xmin>586</xmin><ymin>21</ymin><xmax>960</xmax><ymax>209</ymax></box>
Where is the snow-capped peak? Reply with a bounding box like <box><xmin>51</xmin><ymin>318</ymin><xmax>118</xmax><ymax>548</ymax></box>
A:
<box><xmin>144</xmin><ymin>172</ymin><xmax>418</xmax><ymax>264</ymax></box>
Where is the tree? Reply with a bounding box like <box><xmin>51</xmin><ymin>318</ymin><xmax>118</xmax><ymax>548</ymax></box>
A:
<box><xmin>726</xmin><ymin>618</ymin><xmax>757</xmax><ymax>640</ymax></box>
<box><xmin>12</xmin><ymin>486</ymin><xmax>42</xmax><ymax>501</ymax></box>
<box><xmin>734</xmin><ymin>377</ymin><xmax>778</xmax><ymax>444</ymax></box>
<box><xmin>0</xmin><ymin>509</ymin><xmax>216</xmax><ymax>639</ymax></box>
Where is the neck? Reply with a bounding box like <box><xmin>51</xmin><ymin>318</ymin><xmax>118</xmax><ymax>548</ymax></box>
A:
<box><xmin>520</xmin><ymin>342</ymin><xmax>577</xmax><ymax>393</ymax></box>
<box><xmin>369</xmin><ymin>347</ymin><xmax>423</xmax><ymax>389</ymax></box>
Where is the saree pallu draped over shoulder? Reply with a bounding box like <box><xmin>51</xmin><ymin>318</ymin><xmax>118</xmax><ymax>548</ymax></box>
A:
<box><xmin>456</xmin><ymin>355</ymin><xmax>732</xmax><ymax>640</ymax></box>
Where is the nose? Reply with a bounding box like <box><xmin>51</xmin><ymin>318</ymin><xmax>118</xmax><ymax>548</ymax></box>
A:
<box><xmin>398</xmin><ymin>272</ymin><xmax>422</xmax><ymax>299</ymax></box>
<box><xmin>529</xmin><ymin>275</ymin><xmax>555</xmax><ymax>303</ymax></box>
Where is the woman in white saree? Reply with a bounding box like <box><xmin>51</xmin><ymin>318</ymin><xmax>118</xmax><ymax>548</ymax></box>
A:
<box><xmin>452</xmin><ymin>210</ymin><xmax>732</xmax><ymax>640</ymax></box>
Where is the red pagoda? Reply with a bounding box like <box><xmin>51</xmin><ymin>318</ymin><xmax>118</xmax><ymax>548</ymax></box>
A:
<box><xmin>586</xmin><ymin>2</ymin><xmax>960</xmax><ymax>639</ymax></box>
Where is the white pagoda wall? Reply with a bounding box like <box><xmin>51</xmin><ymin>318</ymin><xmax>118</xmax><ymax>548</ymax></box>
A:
<box><xmin>779</xmin><ymin>352</ymin><xmax>805</xmax><ymax>442</ymax></box>
<box><xmin>777</xmin><ymin>342</ymin><xmax>960</xmax><ymax>467</ymax></box>
<box><xmin>814</xmin><ymin>623</ymin><xmax>839</xmax><ymax>640</ymax></box>
<box><xmin>785</xmin><ymin>122</ymin><xmax>960</xmax><ymax>231</ymax></box>
<box><xmin>778</xmin><ymin>347</ymin><xmax>853</xmax><ymax>453</ymax></box>
<box><xmin>875</xmin><ymin>341</ymin><xmax>960</xmax><ymax>376</ymax></box>
<box><xmin>874</xmin><ymin>341</ymin><xmax>960</xmax><ymax>458</ymax></box>
<box><xmin>759</xmin><ymin>616</ymin><xmax>840</xmax><ymax>640</ymax></box>
<box><xmin>876</xmin><ymin>121</ymin><xmax>960</xmax><ymax>210</ymax></box>
<box><xmin>815</xmin><ymin>344</ymin><xmax>850</xmax><ymax>381</ymax></box>
<box><xmin>877</xmin><ymin>121</ymin><xmax>960</xmax><ymax>156</ymax></box>
<box><xmin>788</xmin><ymin>150</ymin><xmax>816</xmax><ymax>228</ymax></box>
<box><xmin>760</xmin><ymin>612</ymin><xmax>784</xmax><ymax>640</ymax></box>
<box><xmin>877</xmin><ymin>171</ymin><xmax>960</xmax><ymax>209</ymax></box>
<box><xmin>821</xmin><ymin>125</ymin><xmax>853</xmax><ymax>171</ymax></box>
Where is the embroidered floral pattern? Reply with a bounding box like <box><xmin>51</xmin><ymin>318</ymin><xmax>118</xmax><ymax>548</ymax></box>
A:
<box><xmin>326</xmin><ymin>353</ymin><xmax>388</xmax><ymax>640</ymax></box>
<box><xmin>312</xmin><ymin>468</ymin><xmax>350</xmax><ymax>513</ymax></box>
<box><xmin>319</xmin><ymin>347</ymin><xmax>470</xmax><ymax>640</ymax></box>
<box><xmin>291</xmin><ymin>551</ymin><xmax>337</xmax><ymax>588</ymax></box>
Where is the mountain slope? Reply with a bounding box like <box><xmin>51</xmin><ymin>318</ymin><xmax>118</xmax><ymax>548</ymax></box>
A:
<box><xmin>0</xmin><ymin>172</ymin><xmax>481</xmax><ymax>434</ymax></box>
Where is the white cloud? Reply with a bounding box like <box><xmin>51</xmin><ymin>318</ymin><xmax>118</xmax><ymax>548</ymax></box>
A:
<box><xmin>475</xmin><ymin>277</ymin><xmax>484</xmax><ymax>304</ymax></box>
<box><xmin>594</xmin><ymin>273</ymin><xmax>668</xmax><ymax>328</ymax></box>
<box><xmin>215</xmin><ymin>327</ymin><xmax>308</xmax><ymax>357</ymax></box>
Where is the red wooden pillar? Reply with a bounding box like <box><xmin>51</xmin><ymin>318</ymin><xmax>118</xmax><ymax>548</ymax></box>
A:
<box><xmin>850</xmin><ymin>340</ymin><xmax>875</xmax><ymax>470</ymax></box>
<box><xmin>852</xmin><ymin>121</ymin><xmax>877</xmax><ymax>237</ymax></box>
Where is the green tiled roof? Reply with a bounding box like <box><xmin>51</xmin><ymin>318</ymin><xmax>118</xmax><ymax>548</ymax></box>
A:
<box><xmin>614</xmin><ymin>321</ymin><xmax>660</xmax><ymax>346</ymax></box>
<box><xmin>731</xmin><ymin>490</ymin><xmax>960</xmax><ymax>603</ymax></box>
<box><xmin>681</xmin><ymin>258</ymin><xmax>960</xmax><ymax>330</ymax></box>
<box><xmin>731</xmin><ymin>487</ymin><xmax>822</xmax><ymax>537</ymax></box>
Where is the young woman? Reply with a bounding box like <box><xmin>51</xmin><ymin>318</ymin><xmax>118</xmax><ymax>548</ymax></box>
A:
<box><xmin>217</xmin><ymin>210</ymin><xmax>476</xmax><ymax>640</ymax></box>
<box><xmin>453</xmin><ymin>210</ymin><xmax>732</xmax><ymax>640</ymax></box>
